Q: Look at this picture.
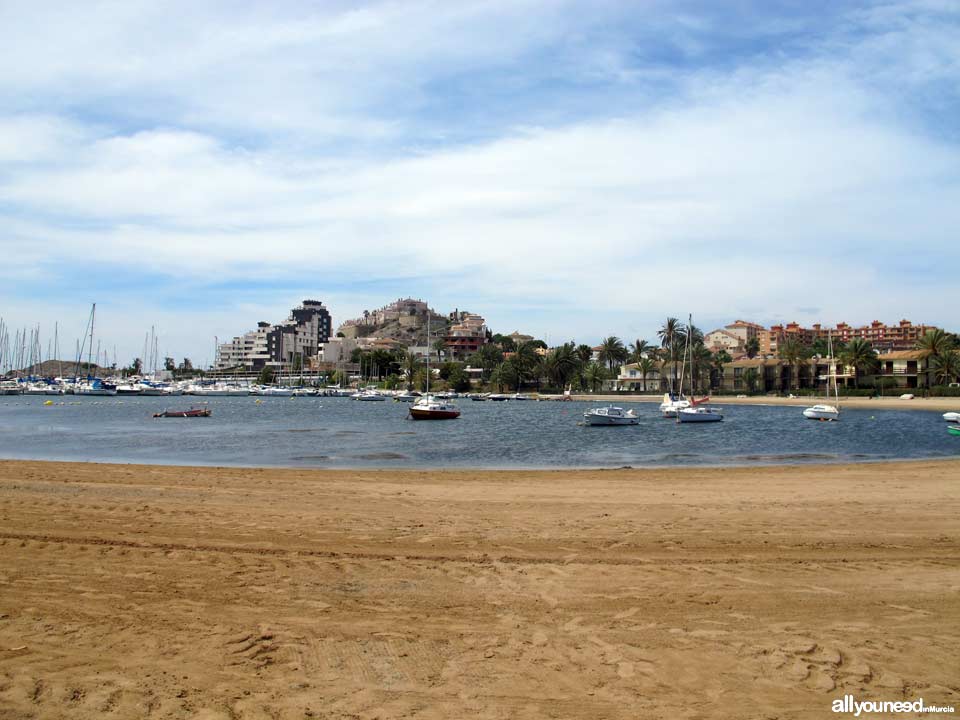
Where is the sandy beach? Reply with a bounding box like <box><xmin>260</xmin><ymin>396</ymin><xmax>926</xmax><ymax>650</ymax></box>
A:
<box><xmin>0</xmin><ymin>459</ymin><xmax>958</xmax><ymax>719</ymax></box>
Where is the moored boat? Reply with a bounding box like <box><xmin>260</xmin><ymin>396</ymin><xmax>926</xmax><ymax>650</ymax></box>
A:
<box><xmin>153</xmin><ymin>407</ymin><xmax>211</xmax><ymax>418</ymax></box>
<box><xmin>583</xmin><ymin>405</ymin><xmax>638</xmax><ymax>425</ymax></box>
<box><xmin>802</xmin><ymin>404</ymin><xmax>840</xmax><ymax>421</ymax></box>
<box><xmin>409</xmin><ymin>395</ymin><xmax>461</xmax><ymax>420</ymax></box>
<box><xmin>943</xmin><ymin>412</ymin><xmax>960</xmax><ymax>423</ymax></box>
<box><xmin>948</xmin><ymin>425</ymin><xmax>960</xmax><ymax>437</ymax></box>
<box><xmin>677</xmin><ymin>406</ymin><xmax>723</xmax><ymax>423</ymax></box>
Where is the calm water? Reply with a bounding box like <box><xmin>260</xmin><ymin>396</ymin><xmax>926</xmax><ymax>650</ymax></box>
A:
<box><xmin>0</xmin><ymin>395</ymin><xmax>956</xmax><ymax>469</ymax></box>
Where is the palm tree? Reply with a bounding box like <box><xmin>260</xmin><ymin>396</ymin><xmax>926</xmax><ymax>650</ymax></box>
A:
<box><xmin>598</xmin><ymin>336</ymin><xmax>627</xmax><ymax>373</ymax></box>
<box><xmin>745</xmin><ymin>336</ymin><xmax>760</xmax><ymax>359</ymax></box>
<box><xmin>509</xmin><ymin>342</ymin><xmax>540</xmax><ymax>390</ymax></box>
<box><xmin>584</xmin><ymin>362</ymin><xmax>606</xmax><ymax>393</ymax></box>
<box><xmin>839</xmin><ymin>337</ymin><xmax>876</xmax><ymax>389</ymax></box>
<box><xmin>917</xmin><ymin>329</ymin><xmax>955</xmax><ymax>359</ymax></box>
<box><xmin>637</xmin><ymin>357</ymin><xmax>655</xmax><ymax>393</ymax></box>
<box><xmin>629</xmin><ymin>339</ymin><xmax>651</xmax><ymax>364</ymax></box>
<box><xmin>743</xmin><ymin>367</ymin><xmax>760</xmax><ymax>393</ymax></box>
<box><xmin>402</xmin><ymin>352</ymin><xmax>420</xmax><ymax>390</ymax></box>
<box><xmin>658</xmin><ymin>318</ymin><xmax>687</xmax><ymax>392</ymax></box>
<box><xmin>930</xmin><ymin>350</ymin><xmax>960</xmax><ymax>386</ymax></box>
<box><xmin>432</xmin><ymin>338</ymin><xmax>447</xmax><ymax>364</ymax></box>
<box><xmin>711</xmin><ymin>350</ymin><xmax>732</xmax><ymax>390</ymax></box>
<box><xmin>471</xmin><ymin>344</ymin><xmax>503</xmax><ymax>382</ymax></box>
<box><xmin>777</xmin><ymin>338</ymin><xmax>806</xmax><ymax>391</ymax></box>
<box><xmin>545</xmin><ymin>343</ymin><xmax>579</xmax><ymax>390</ymax></box>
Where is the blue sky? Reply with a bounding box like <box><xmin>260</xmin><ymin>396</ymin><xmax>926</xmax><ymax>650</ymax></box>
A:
<box><xmin>1</xmin><ymin>0</ymin><xmax>958</xmax><ymax>365</ymax></box>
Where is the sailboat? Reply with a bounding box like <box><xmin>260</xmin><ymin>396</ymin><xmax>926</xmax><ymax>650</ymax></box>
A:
<box><xmin>670</xmin><ymin>314</ymin><xmax>722</xmax><ymax>423</ymax></box>
<box><xmin>409</xmin><ymin>309</ymin><xmax>460</xmax><ymax>420</ymax></box>
<box><xmin>803</xmin><ymin>332</ymin><xmax>841</xmax><ymax>421</ymax></box>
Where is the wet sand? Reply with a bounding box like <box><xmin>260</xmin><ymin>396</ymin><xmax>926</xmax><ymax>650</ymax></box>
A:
<box><xmin>0</xmin><ymin>459</ymin><xmax>957</xmax><ymax>719</ymax></box>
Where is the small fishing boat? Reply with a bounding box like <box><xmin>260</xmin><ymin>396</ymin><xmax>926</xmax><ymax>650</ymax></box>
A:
<box><xmin>948</xmin><ymin>425</ymin><xmax>960</xmax><ymax>437</ymax></box>
<box><xmin>409</xmin><ymin>395</ymin><xmax>460</xmax><ymax>420</ymax></box>
<box><xmin>802</xmin><ymin>404</ymin><xmax>840</xmax><ymax>421</ymax></box>
<box><xmin>677</xmin><ymin>406</ymin><xmax>723</xmax><ymax>423</ymax></box>
<box><xmin>488</xmin><ymin>393</ymin><xmax>510</xmax><ymax>401</ymax></box>
<box><xmin>583</xmin><ymin>405</ymin><xmax>639</xmax><ymax>426</ymax></box>
<box><xmin>153</xmin><ymin>407</ymin><xmax>211</xmax><ymax>418</ymax></box>
<box><xmin>943</xmin><ymin>412</ymin><xmax>960</xmax><ymax>423</ymax></box>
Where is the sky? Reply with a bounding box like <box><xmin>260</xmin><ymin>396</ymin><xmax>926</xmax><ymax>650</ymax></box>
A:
<box><xmin>1</xmin><ymin>0</ymin><xmax>958</xmax><ymax>366</ymax></box>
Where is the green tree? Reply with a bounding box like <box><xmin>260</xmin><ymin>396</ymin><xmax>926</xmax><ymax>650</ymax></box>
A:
<box><xmin>777</xmin><ymin>338</ymin><xmax>808</xmax><ymax>391</ymax></box>
<box><xmin>917</xmin><ymin>328</ymin><xmax>955</xmax><ymax>358</ymax></box>
<box><xmin>745</xmin><ymin>337</ymin><xmax>760</xmax><ymax>359</ymax></box>
<box><xmin>513</xmin><ymin>341</ymin><xmax>540</xmax><ymax>390</ymax></box>
<box><xmin>598</xmin><ymin>336</ymin><xmax>628</xmax><ymax>373</ymax></box>
<box><xmin>129</xmin><ymin>357</ymin><xmax>143</xmax><ymax>375</ymax></box>
<box><xmin>930</xmin><ymin>349</ymin><xmax>960</xmax><ymax>385</ymax></box>
<box><xmin>839</xmin><ymin>338</ymin><xmax>877</xmax><ymax>389</ymax></box>
<box><xmin>584</xmin><ymin>362</ymin><xmax>607</xmax><ymax>393</ymax></box>
<box><xmin>629</xmin><ymin>339</ymin><xmax>651</xmax><ymax>364</ymax></box>
<box><xmin>743</xmin><ymin>367</ymin><xmax>760</xmax><ymax>393</ymax></box>
<box><xmin>164</xmin><ymin>357</ymin><xmax>176</xmax><ymax>372</ymax></box>
<box><xmin>471</xmin><ymin>344</ymin><xmax>503</xmax><ymax>381</ymax></box>
<box><xmin>432</xmin><ymin>338</ymin><xmax>447</xmax><ymax>363</ymax></box>
<box><xmin>257</xmin><ymin>366</ymin><xmax>276</xmax><ymax>385</ymax></box>
<box><xmin>711</xmin><ymin>350</ymin><xmax>732</xmax><ymax>390</ymax></box>
<box><xmin>544</xmin><ymin>343</ymin><xmax>580</xmax><ymax>391</ymax></box>
<box><xmin>637</xmin><ymin>357</ymin><xmax>655</xmax><ymax>393</ymax></box>
<box><xmin>446</xmin><ymin>365</ymin><xmax>472</xmax><ymax>392</ymax></box>
<box><xmin>402</xmin><ymin>352</ymin><xmax>420</xmax><ymax>390</ymax></box>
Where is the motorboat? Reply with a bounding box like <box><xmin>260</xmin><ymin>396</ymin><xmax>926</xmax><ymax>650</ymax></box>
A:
<box><xmin>583</xmin><ymin>405</ymin><xmax>639</xmax><ymax>426</ymax></box>
<box><xmin>409</xmin><ymin>395</ymin><xmax>460</xmax><ymax>420</ymax></box>
<box><xmin>470</xmin><ymin>393</ymin><xmax>489</xmax><ymax>401</ymax></box>
<box><xmin>802</xmin><ymin>404</ymin><xmax>840</xmax><ymax>421</ymax></box>
<box><xmin>511</xmin><ymin>393</ymin><xmax>531</xmax><ymax>401</ymax></box>
<box><xmin>949</xmin><ymin>425</ymin><xmax>960</xmax><ymax>437</ymax></box>
<box><xmin>351</xmin><ymin>390</ymin><xmax>386</xmax><ymax>401</ymax></box>
<box><xmin>488</xmin><ymin>393</ymin><xmax>510</xmax><ymax>401</ymax></box>
<box><xmin>153</xmin><ymin>407</ymin><xmax>211</xmax><ymax>418</ymax></box>
<box><xmin>75</xmin><ymin>379</ymin><xmax>118</xmax><ymax>396</ymax></box>
<box><xmin>943</xmin><ymin>412</ymin><xmax>960</xmax><ymax>423</ymax></box>
<box><xmin>677</xmin><ymin>406</ymin><xmax>723</xmax><ymax>423</ymax></box>
<box><xmin>394</xmin><ymin>392</ymin><xmax>419</xmax><ymax>402</ymax></box>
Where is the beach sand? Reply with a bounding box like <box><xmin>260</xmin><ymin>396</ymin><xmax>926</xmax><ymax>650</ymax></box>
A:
<box><xmin>0</xmin><ymin>459</ymin><xmax>957</xmax><ymax>719</ymax></box>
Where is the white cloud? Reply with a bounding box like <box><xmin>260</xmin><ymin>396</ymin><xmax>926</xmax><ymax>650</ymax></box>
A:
<box><xmin>0</xmin><ymin>1</ymin><xmax>958</xmax><ymax>361</ymax></box>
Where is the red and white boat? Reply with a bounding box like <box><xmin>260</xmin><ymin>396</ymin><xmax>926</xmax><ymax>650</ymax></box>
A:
<box><xmin>408</xmin><ymin>395</ymin><xmax>460</xmax><ymax>420</ymax></box>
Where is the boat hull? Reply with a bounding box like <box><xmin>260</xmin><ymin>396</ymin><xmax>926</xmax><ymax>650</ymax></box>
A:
<box><xmin>949</xmin><ymin>425</ymin><xmax>960</xmax><ymax>437</ymax></box>
<box><xmin>153</xmin><ymin>409</ymin><xmax>211</xmax><ymax>418</ymax></box>
<box><xmin>943</xmin><ymin>412</ymin><xmax>960</xmax><ymax>423</ymax></box>
<box><xmin>677</xmin><ymin>411</ymin><xmax>723</xmax><ymax>423</ymax></box>
<box><xmin>583</xmin><ymin>415</ymin><xmax>638</xmax><ymax>426</ymax></box>
<box><xmin>409</xmin><ymin>408</ymin><xmax>460</xmax><ymax>420</ymax></box>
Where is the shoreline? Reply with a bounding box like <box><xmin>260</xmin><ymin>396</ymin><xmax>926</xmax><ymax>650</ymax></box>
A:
<box><xmin>550</xmin><ymin>393</ymin><xmax>960</xmax><ymax>412</ymax></box>
<box><xmin>1</xmin><ymin>452</ymin><xmax>958</xmax><ymax>473</ymax></box>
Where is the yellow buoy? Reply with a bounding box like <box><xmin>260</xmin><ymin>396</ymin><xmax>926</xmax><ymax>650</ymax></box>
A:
<box><xmin>44</xmin><ymin>400</ymin><xmax>53</xmax><ymax>406</ymax></box>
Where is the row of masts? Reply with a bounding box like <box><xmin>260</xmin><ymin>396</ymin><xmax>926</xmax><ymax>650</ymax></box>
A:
<box><xmin>0</xmin><ymin>305</ymin><xmax>165</xmax><ymax>379</ymax></box>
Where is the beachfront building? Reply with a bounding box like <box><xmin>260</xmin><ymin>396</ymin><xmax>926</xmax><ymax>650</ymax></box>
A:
<box><xmin>217</xmin><ymin>299</ymin><xmax>332</xmax><ymax>372</ymax></box>
<box><xmin>865</xmin><ymin>350</ymin><xmax>932</xmax><ymax>390</ymax></box>
<box><xmin>444</xmin><ymin>311</ymin><xmax>488</xmax><ymax>360</ymax></box>
<box><xmin>615</xmin><ymin>362</ymin><xmax>664</xmax><ymax>392</ymax></box>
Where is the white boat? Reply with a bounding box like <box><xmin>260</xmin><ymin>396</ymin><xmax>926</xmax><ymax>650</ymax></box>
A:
<box><xmin>511</xmin><ymin>393</ymin><xmax>531</xmax><ymax>401</ymax></box>
<box><xmin>75</xmin><ymin>379</ymin><xmax>118</xmax><ymax>396</ymax></box>
<box><xmin>659</xmin><ymin>393</ymin><xmax>690</xmax><ymax>418</ymax></box>
<box><xmin>803</xmin><ymin>332</ymin><xmax>844</xmax><ymax>422</ymax></box>
<box><xmin>351</xmin><ymin>390</ymin><xmax>386</xmax><ymax>401</ymax></box>
<box><xmin>394</xmin><ymin>392</ymin><xmax>419</xmax><ymax>402</ymax></box>
<box><xmin>488</xmin><ymin>393</ymin><xmax>510</xmax><ymax>401</ymax></box>
<box><xmin>583</xmin><ymin>405</ymin><xmax>639</xmax><ymax>425</ymax></box>
<box><xmin>943</xmin><ymin>412</ymin><xmax>960</xmax><ymax>423</ymax></box>
<box><xmin>802</xmin><ymin>404</ymin><xmax>840</xmax><ymax>421</ymax></box>
<box><xmin>677</xmin><ymin>406</ymin><xmax>723</xmax><ymax>423</ymax></box>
